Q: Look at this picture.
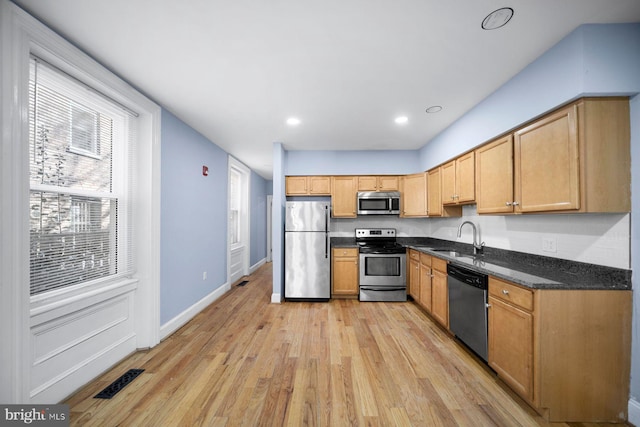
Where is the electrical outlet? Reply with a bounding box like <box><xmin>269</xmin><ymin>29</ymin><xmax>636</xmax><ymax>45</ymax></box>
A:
<box><xmin>542</xmin><ymin>237</ymin><xmax>557</xmax><ymax>253</ymax></box>
<box><xmin>203</xmin><ymin>271</ymin><xmax>207</xmax><ymax>281</ymax></box>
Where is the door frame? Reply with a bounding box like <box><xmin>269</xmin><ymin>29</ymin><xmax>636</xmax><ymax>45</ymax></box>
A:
<box><xmin>228</xmin><ymin>156</ymin><xmax>250</xmax><ymax>284</ymax></box>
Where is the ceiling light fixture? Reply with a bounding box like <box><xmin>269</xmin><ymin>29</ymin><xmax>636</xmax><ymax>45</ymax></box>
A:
<box><xmin>482</xmin><ymin>7</ymin><xmax>514</xmax><ymax>30</ymax></box>
<box><xmin>425</xmin><ymin>106</ymin><xmax>443</xmax><ymax>113</ymax></box>
<box><xmin>286</xmin><ymin>117</ymin><xmax>301</xmax><ymax>126</ymax></box>
<box><xmin>395</xmin><ymin>116</ymin><xmax>408</xmax><ymax>125</ymax></box>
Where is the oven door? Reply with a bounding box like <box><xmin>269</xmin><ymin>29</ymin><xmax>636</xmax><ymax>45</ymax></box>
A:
<box><xmin>359</xmin><ymin>253</ymin><xmax>406</xmax><ymax>288</ymax></box>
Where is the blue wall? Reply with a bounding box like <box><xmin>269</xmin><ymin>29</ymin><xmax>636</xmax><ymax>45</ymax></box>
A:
<box><xmin>161</xmin><ymin>111</ymin><xmax>270</xmax><ymax>325</ymax></box>
<box><xmin>160</xmin><ymin>110</ymin><xmax>229</xmax><ymax>325</ymax></box>
<box><xmin>250</xmin><ymin>171</ymin><xmax>268</xmax><ymax>267</ymax></box>
<box><xmin>286</xmin><ymin>150</ymin><xmax>421</xmax><ymax>175</ymax></box>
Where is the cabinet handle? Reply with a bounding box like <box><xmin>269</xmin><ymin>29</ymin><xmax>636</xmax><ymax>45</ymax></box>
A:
<box><xmin>505</xmin><ymin>202</ymin><xmax>512</xmax><ymax>206</ymax></box>
<box><xmin>502</xmin><ymin>289</ymin><xmax>509</xmax><ymax>295</ymax></box>
<box><xmin>512</xmin><ymin>201</ymin><xmax>519</xmax><ymax>206</ymax></box>
<box><xmin>486</xmin><ymin>303</ymin><xmax>492</xmax><ymax>308</ymax></box>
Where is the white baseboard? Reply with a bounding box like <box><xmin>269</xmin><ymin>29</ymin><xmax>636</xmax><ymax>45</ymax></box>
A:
<box><xmin>271</xmin><ymin>293</ymin><xmax>282</xmax><ymax>304</ymax></box>
<box><xmin>249</xmin><ymin>258</ymin><xmax>266</xmax><ymax>274</ymax></box>
<box><xmin>629</xmin><ymin>397</ymin><xmax>640</xmax><ymax>426</ymax></box>
<box><xmin>160</xmin><ymin>282</ymin><xmax>230</xmax><ymax>340</ymax></box>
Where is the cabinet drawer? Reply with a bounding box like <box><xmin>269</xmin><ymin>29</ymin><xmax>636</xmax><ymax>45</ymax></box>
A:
<box><xmin>419</xmin><ymin>253</ymin><xmax>432</xmax><ymax>266</ymax></box>
<box><xmin>333</xmin><ymin>247</ymin><xmax>359</xmax><ymax>257</ymax></box>
<box><xmin>489</xmin><ymin>277</ymin><xmax>533</xmax><ymax>311</ymax></box>
<box><xmin>409</xmin><ymin>249</ymin><xmax>420</xmax><ymax>261</ymax></box>
<box><xmin>431</xmin><ymin>257</ymin><xmax>447</xmax><ymax>272</ymax></box>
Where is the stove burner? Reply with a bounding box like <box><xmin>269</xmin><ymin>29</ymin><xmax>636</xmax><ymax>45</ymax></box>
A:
<box><xmin>355</xmin><ymin>228</ymin><xmax>405</xmax><ymax>254</ymax></box>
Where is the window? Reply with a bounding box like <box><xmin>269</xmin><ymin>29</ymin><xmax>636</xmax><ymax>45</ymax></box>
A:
<box><xmin>28</xmin><ymin>57</ymin><xmax>134</xmax><ymax>295</ymax></box>
<box><xmin>229</xmin><ymin>168</ymin><xmax>241</xmax><ymax>245</ymax></box>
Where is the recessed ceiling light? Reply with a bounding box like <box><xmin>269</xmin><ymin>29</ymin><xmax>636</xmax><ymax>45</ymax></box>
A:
<box><xmin>395</xmin><ymin>116</ymin><xmax>408</xmax><ymax>125</ymax></box>
<box><xmin>286</xmin><ymin>117</ymin><xmax>301</xmax><ymax>126</ymax></box>
<box><xmin>482</xmin><ymin>7</ymin><xmax>514</xmax><ymax>30</ymax></box>
<box><xmin>426</xmin><ymin>106</ymin><xmax>443</xmax><ymax>113</ymax></box>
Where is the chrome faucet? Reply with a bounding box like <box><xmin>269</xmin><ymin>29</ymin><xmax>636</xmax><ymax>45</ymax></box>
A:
<box><xmin>457</xmin><ymin>221</ymin><xmax>485</xmax><ymax>254</ymax></box>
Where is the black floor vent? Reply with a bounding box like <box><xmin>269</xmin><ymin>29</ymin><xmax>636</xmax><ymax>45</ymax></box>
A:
<box><xmin>237</xmin><ymin>280</ymin><xmax>249</xmax><ymax>286</ymax></box>
<box><xmin>94</xmin><ymin>369</ymin><xmax>144</xmax><ymax>399</ymax></box>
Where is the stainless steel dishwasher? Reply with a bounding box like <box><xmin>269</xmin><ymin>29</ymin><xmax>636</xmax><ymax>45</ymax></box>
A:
<box><xmin>447</xmin><ymin>263</ymin><xmax>489</xmax><ymax>361</ymax></box>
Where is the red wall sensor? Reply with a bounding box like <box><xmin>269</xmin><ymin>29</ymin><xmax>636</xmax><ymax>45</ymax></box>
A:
<box><xmin>202</xmin><ymin>165</ymin><xmax>209</xmax><ymax>176</ymax></box>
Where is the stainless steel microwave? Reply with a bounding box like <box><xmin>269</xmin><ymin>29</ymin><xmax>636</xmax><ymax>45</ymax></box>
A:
<box><xmin>357</xmin><ymin>192</ymin><xmax>401</xmax><ymax>215</ymax></box>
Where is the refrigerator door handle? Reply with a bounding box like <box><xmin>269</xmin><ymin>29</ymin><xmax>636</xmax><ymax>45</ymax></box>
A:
<box><xmin>324</xmin><ymin>205</ymin><xmax>329</xmax><ymax>258</ymax></box>
<box><xmin>325</xmin><ymin>232</ymin><xmax>329</xmax><ymax>258</ymax></box>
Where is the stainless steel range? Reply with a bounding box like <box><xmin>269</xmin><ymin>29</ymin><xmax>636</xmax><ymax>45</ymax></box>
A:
<box><xmin>356</xmin><ymin>228</ymin><xmax>407</xmax><ymax>302</ymax></box>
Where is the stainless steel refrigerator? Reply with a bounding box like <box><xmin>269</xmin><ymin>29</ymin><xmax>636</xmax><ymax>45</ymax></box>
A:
<box><xmin>285</xmin><ymin>201</ymin><xmax>331</xmax><ymax>299</ymax></box>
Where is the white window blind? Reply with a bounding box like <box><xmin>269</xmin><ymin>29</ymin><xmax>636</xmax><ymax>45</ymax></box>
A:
<box><xmin>229</xmin><ymin>168</ymin><xmax>240</xmax><ymax>245</ymax></box>
<box><xmin>29</xmin><ymin>57</ymin><xmax>136</xmax><ymax>295</ymax></box>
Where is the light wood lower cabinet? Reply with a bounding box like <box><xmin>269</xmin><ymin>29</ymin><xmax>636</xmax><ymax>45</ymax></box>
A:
<box><xmin>407</xmin><ymin>250</ymin><xmax>420</xmax><ymax>300</ymax></box>
<box><xmin>418</xmin><ymin>254</ymin><xmax>432</xmax><ymax>312</ymax></box>
<box><xmin>331</xmin><ymin>248</ymin><xmax>359</xmax><ymax>297</ymax></box>
<box><xmin>488</xmin><ymin>276</ymin><xmax>632</xmax><ymax>422</ymax></box>
<box><xmin>430</xmin><ymin>257</ymin><xmax>449</xmax><ymax>329</ymax></box>
<box><xmin>410</xmin><ymin>252</ymin><xmax>447</xmax><ymax>329</ymax></box>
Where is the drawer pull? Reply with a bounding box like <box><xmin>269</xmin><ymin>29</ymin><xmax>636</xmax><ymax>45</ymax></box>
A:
<box><xmin>502</xmin><ymin>289</ymin><xmax>509</xmax><ymax>295</ymax></box>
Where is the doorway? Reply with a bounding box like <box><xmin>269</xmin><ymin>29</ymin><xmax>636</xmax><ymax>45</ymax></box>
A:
<box><xmin>228</xmin><ymin>157</ymin><xmax>250</xmax><ymax>284</ymax></box>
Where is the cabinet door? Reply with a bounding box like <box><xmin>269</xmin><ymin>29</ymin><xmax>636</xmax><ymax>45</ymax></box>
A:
<box><xmin>401</xmin><ymin>172</ymin><xmax>427</xmax><ymax>217</ymax></box>
<box><xmin>378</xmin><ymin>176</ymin><xmax>399</xmax><ymax>191</ymax></box>
<box><xmin>309</xmin><ymin>176</ymin><xmax>331</xmax><ymax>195</ymax></box>
<box><xmin>488</xmin><ymin>296</ymin><xmax>534</xmax><ymax>403</ymax></box>
<box><xmin>456</xmin><ymin>152</ymin><xmax>475</xmax><ymax>203</ymax></box>
<box><xmin>431</xmin><ymin>268</ymin><xmax>449</xmax><ymax>328</ymax></box>
<box><xmin>475</xmin><ymin>135</ymin><xmax>515</xmax><ymax>214</ymax></box>
<box><xmin>427</xmin><ymin>168</ymin><xmax>442</xmax><ymax>217</ymax></box>
<box><xmin>332</xmin><ymin>250</ymin><xmax>359</xmax><ymax>296</ymax></box>
<box><xmin>441</xmin><ymin>161</ymin><xmax>456</xmax><ymax>205</ymax></box>
<box><xmin>419</xmin><ymin>264</ymin><xmax>432</xmax><ymax>312</ymax></box>
<box><xmin>357</xmin><ymin>176</ymin><xmax>378</xmax><ymax>191</ymax></box>
<box><xmin>331</xmin><ymin>176</ymin><xmax>357</xmax><ymax>217</ymax></box>
<box><xmin>408</xmin><ymin>257</ymin><xmax>420</xmax><ymax>300</ymax></box>
<box><xmin>514</xmin><ymin>104</ymin><xmax>580</xmax><ymax>212</ymax></box>
<box><xmin>285</xmin><ymin>176</ymin><xmax>308</xmax><ymax>195</ymax></box>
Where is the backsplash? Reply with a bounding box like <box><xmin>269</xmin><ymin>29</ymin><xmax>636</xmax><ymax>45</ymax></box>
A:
<box><xmin>430</xmin><ymin>205</ymin><xmax>630</xmax><ymax>269</ymax></box>
<box><xmin>330</xmin><ymin>205</ymin><xmax>630</xmax><ymax>269</ymax></box>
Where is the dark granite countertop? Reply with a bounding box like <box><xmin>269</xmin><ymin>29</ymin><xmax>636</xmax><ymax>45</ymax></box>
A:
<box><xmin>331</xmin><ymin>236</ymin><xmax>631</xmax><ymax>291</ymax></box>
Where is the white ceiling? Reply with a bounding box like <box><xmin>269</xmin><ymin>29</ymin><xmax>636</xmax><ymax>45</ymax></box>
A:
<box><xmin>13</xmin><ymin>0</ymin><xmax>640</xmax><ymax>179</ymax></box>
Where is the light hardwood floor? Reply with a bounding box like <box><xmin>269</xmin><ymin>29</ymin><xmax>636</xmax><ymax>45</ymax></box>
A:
<box><xmin>66</xmin><ymin>263</ymin><xmax>628</xmax><ymax>426</ymax></box>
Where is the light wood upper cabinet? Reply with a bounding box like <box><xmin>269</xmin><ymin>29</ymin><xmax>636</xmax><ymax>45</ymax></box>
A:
<box><xmin>427</xmin><ymin>167</ymin><xmax>462</xmax><ymax>217</ymax></box>
<box><xmin>400</xmin><ymin>172</ymin><xmax>427</xmax><ymax>217</ymax></box>
<box><xmin>487</xmin><ymin>276</ymin><xmax>632</xmax><ymax>422</ymax></box>
<box><xmin>331</xmin><ymin>176</ymin><xmax>357</xmax><ymax>217</ymax></box>
<box><xmin>442</xmin><ymin>152</ymin><xmax>475</xmax><ymax>205</ymax></box>
<box><xmin>285</xmin><ymin>176</ymin><xmax>309</xmax><ymax>195</ymax></box>
<box><xmin>331</xmin><ymin>247</ymin><xmax>359</xmax><ymax>297</ymax></box>
<box><xmin>357</xmin><ymin>175</ymin><xmax>399</xmax><ymax>192</ymax></box>
<box><xmin>514</xmin><ymin>104</ymin><xmax>580</xmax><ymax>212</ymax></box>
<box><xmin>427</xmin><ymin>168</ymin><xmax>443</xmax><ymax>216</ymax></box>
<box><xmin>475</xmin><ymin>135</ymin><xmax>515</xmax><ymax>214</ymax></box>
<box><xmin>476</xmin><ymin>97</ymin><xmax>630</xmax><ymax>214</ymax></box>
<box><xmin>285</xmin><ymin>176</ymin><xmax>331</xmax><ymax>196</ymax></box>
